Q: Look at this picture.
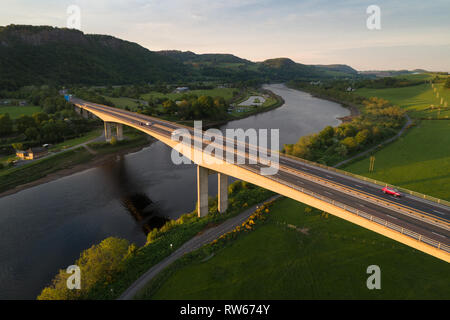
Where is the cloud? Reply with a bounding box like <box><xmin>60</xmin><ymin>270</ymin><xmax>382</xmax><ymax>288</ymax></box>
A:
<box><xmin>0</xmin><ymin>0</ymin><xmax>449</xmax><ymax>70</ymax></box>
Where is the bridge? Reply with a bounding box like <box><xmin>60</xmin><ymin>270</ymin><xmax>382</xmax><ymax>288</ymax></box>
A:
<box><xmin>72</xmin><ymin>98</ymin><xmax>450</xmax><ymax>262</ymax></box>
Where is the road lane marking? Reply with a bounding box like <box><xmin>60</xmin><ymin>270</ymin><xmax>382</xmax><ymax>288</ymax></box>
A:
<box><xmin>324</xmin><ymin>191</ymin><xmax>333</xmax><ymax>195</ymax></box>
<box><xmin>387</xmin><ymin>214</ymin><xmax>398</xmax><ymax>220</ymax></box>
<box><xmin>433</xmin><ymin>210</ymin><xmax>447</xmax><ymax>216</ymax></box>
<box><xmin>432</xmin><ymin>232</ymin><xmax>446</xmax><ymax>238</ymax></box>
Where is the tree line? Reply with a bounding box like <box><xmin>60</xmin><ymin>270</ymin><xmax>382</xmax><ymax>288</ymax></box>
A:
<box><xmin>284</xmin><ymin>81</ymin><xmax>406</xmax><ymax>165</ymax></box>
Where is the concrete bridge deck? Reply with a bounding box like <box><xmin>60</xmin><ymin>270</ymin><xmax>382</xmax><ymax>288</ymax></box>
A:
<box><xmin>72</xmin><ymin>98</ymin><xmax>450</xmax><ymax>262</ymax></box>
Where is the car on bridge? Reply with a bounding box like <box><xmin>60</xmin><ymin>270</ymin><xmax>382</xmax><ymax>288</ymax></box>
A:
<box><xmin>382</xmin><ymin>186</ymin><xmax>401</xmax><ymax>197</ymax></box>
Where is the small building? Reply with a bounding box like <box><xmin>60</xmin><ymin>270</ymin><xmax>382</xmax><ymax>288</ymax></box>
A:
<box><xmin>174</xmin><ymin>87</ymin><xmax>189</xmax><ymax>93</ymax></box>
<box><xmin>16</xmin><ymin>147</ymin><xmax>48</xmax><ymax>160</ymax></box>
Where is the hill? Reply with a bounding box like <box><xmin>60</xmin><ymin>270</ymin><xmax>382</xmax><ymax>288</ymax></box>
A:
<box><xmin>0</xmin><ymin>25</ymin><xmax>360</xmax><ymax>88</ymax></box>
<box><xmin>157</xmin><ymin>50</ymin><xmax>251</xmax><ymax>65</ymax></box>
<box><xmin>259</xmin><ymin>58</ymin><xmax>322</xmax><ymax>80</ymax></box>
<box><xmin>0</xmin><ymin>25</ymin><xmax>189</xmax><ymax>89</ymax></box>
<box><xmin>314</xmin><ymin>64</ymin><xmax>358</xmax><ymax>76</ymax></box>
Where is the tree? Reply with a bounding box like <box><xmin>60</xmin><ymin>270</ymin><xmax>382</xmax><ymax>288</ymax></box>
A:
<box><xmin>25</xmin><ymin>127</ymin><xmax>40</xmax><ymax>141</ymax></box>
<box><xmin>162</xmin><ymin>100</ymin><xmax>177</xmax><ymax>114</ymax></box>
<box><xmin>32</xmin><ymin>112</ymin><xmax>49</xmax><ymax>125</ymax></box>
<box><xmin>444</xmin><ymin>77</ymin><xmax>450</xmax><ymax>88</ymax></box>
<box><xmin>38</xmin><ymin>237</ymin><xmax>131</xmax><ymax>300</ymax></box>
<box><xmin>110</xmin><ymin>136</ymin><xmax>118</xmax><ymax>146</ymax></box>
<box><xmin>335</xmin><ymin>143</ymin><xmax>348</xmax><ymax>157</ymax></box>
<box><xmin>318</xmin><ymin>125</ymin><xmax>334</xmax><ymax>143</ymax></box>
<box><xmin>340</xmin><ymin>136</ymin><xmax>358</xmax><ymax>152</ymax></box>
<box><xmin>16</xmin><ymin>115</ymin><xmax>36</xmax><ymax>133</ymax></box>
<box><xmin>0</xmin><ymin>113</ymin><xmax>13</xmax><ymax>135</ymax></box>
<box><xmin>355</xmin><ymin>129</ymin><xmax>370</xmax><ymax>145</ymax></box>
<box><xmin>11</xmin><ymin>142</ymin><xmax>24</xmax><ymax>151</ymax></box>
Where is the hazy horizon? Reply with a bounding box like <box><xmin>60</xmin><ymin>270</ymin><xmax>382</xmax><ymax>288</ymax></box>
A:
<box><xmin>1</xmin><ymin>0</ymin><xmax>449</xmax><ymax>72</ymax></box>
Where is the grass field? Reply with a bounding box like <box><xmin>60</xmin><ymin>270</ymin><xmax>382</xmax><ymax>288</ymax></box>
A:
<box><xmin>49</xmin><ymin>129</ymin><xmax>102</xmax><ymax>151</ymax></box>
<box><xmin>141</xmin><ymin>88</ymin><xmax>237</xmax><ymax>102</ymax></box>
<box><xmin>143</xmin><ymin>198</ymin><xmax>450</xmax><ymax>300</ymax></box>
<box><xmin>138</xmin><ymin>92</ymin><xmax>450</xmax><ymax>300</ymax></box>
<box><xmin>343</xmin><ymin>120</ymin><xmax>450</xmax><ymax>201</ymax></box>
<box><xmin>0</xmin><ymin>105</ymin><xmax>42</xmax><ymax>119</ymax></box>
<box><xmin>357</xmin><ymin>82</ymin><xmax>450</xmax><ymax>119</ymax></box>
<box><xmin>103</xmin><ymin>96</ymin><xmax>141</xmax><ymax>110</ymax></box>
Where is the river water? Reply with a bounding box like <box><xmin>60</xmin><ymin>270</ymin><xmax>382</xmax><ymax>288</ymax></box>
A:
<box><xmin>0</xmin><ymin>84</ymin><xmax>349</xmax><ymax>299</ymax></box>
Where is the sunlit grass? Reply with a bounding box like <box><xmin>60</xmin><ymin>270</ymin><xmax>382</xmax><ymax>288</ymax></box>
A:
<box><xmin>145</xmin><ymin>198</ymin><xmax>450</xmax><ymax>299</ymax></box>
<box><xmin>344</xmin><ymin>120</ymin><xmax>450</xmax><ymax>201</ymax></box>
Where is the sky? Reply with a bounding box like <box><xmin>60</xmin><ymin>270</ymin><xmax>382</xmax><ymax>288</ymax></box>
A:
<box><xmin>1</xmin><ymin>0</ymin><xmax>449</xmax><ymax>71</ymax></box>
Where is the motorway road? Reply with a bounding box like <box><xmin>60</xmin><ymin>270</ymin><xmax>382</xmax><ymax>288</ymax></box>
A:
<box><xmin>74</xmin><ymin>99</ymin><xmax>450</xmax><ymax>248</ymax></box>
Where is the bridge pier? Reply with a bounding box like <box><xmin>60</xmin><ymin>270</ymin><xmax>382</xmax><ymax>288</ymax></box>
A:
<box><xmin>218</xmin><ymin>173</ymin><xmax>229</xmax><ymax>213</ymax></box>
<box><xmin>82</xmin><ymin>109</ymin><xmax>90</xmax><ymax>119</ymax></box>
<box><xmin>104</xmin><ymin>122</ymin><xmax>112</xmax><ymax>141</ymax></box>
<box><xmin>116</xmin><ymin>123</ymin><xmax>124</xmax><ymax>141</ymax></box>
<box><xmin>197</xmin><ymin>165</ymin><xmax>209</xmax><ymax>217</ymax></box>
<box><xmin>197</xmin><ymin>167</ymin><xmax>229</xmax><ymax>217</ymax></box>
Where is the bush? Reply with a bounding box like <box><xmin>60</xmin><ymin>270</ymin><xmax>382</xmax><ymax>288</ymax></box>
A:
<box><xmin>110</xmin><ymin>136</ymin><xmax>118</xmax><ymax>146</ymax></box>
<box><xmin>38</xmin><ymin>237</ymin><xmax>132</xmax><ymax>300</ymax></box>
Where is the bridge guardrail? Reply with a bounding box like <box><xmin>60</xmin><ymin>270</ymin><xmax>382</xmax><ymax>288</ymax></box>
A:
<box><xmin>243</xmin><ymin>164</ymin><xmax>450</xmax><ymax>255</ymax></box>
<box><xmin>279</xmin><ymin>152</ymin><xmax>450</xmax><ymax>208</ymax></box>
<box><xmin>76</xmin><ymin>99</ymin><xmax>449</xmax><ymax>208</ymax></box>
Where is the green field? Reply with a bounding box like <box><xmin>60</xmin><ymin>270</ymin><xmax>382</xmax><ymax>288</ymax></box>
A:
<box><xmin>344</xmin><ymin>120</ymin><xmax>450</xmax><ymax>201</ymax></box>
<box><xmin>142</xmin><ymin>198</ymin><xmax>450</xmax><ymax>300</ymax></box>
<box><xmin>137</xmin><ymin>88</ymin><xmax>450</xmax><ymax>300</ymax></box>
<box><xmin>49</xmin><ymin>129</ymin><xmax>102</xmax><ymax>151</ymax></box>
<box><xmin>357</xmin><ymin>82</ymin><xmax>450</xmax><ymax>119</ymax></box>
<box><xmin>103</xmin><ymin>96</ymin><xmax>141</xmax><ymax>110</ymax></box>
<box><xmin>141</xmin><ymin>88</ymin><xmax>237</xmax><ymax>102</ymax></box>
<box><xmin>0</xmin><ymin>105</ymin><xmax>42</xmax><ymax>119</ymax></box>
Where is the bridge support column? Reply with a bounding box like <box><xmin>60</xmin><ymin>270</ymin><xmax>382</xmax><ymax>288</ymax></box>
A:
<box><xmin>75</xmin><ymin>106</ymin><xmax>81</xmax><ymax>115</ymax></box>
<box><xmin>116</xmin><ymin>123</ymin><xmax>124</xmax><ymax>141</ymax></box>
<box><xmin>104</xmin><ymin>122</ymin><xmax>112</xmax><ymax>141</ymax></box>
<box><xmin>197</xmin><ymin>165</ymin><xmax>209</xmax><ymax>217</ymax></box>
<box><xmin>82</xmin><ymin>109</ymin><xmax>89</xmax><ymax>119</ymax></box>
<box><xmin>218</xmin><ymin>173</ymin><xmax>229</xmax><ymax>213</ymax></box>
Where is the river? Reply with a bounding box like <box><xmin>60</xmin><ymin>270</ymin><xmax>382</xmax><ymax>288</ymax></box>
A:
<box><xmin>0</xmin><ymin>83</ymin><xmax>349</xmax><ymax>299</ymax></box>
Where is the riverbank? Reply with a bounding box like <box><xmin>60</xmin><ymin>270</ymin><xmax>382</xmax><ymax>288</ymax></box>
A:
<box><xmin>38</xmin><ymin>182</ymin><xmax>275</xmax><ymax>300</ymax></box>
<box><xmin>0</xmin><ymin>88</ymin><xmax>283</xmax><ymax>198</ymax></box>
<box><xmin>0</xmin><ymin>132</ymin><xmax>153</xmax><ymax>198</ymax></box>
<box><xmin>285</xmin><ymin>82</ymin><xmax>361</xmax><ymax>121</ymax></box>
<box><xmin>1</xmin><ymin>82</ymin><xmax>356</xmax><ymax>299</ymax></box>
<box><xmin>177</xmin><ymin>87</ymin><xmax>285</xmax><ymax>129</ymax></box>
